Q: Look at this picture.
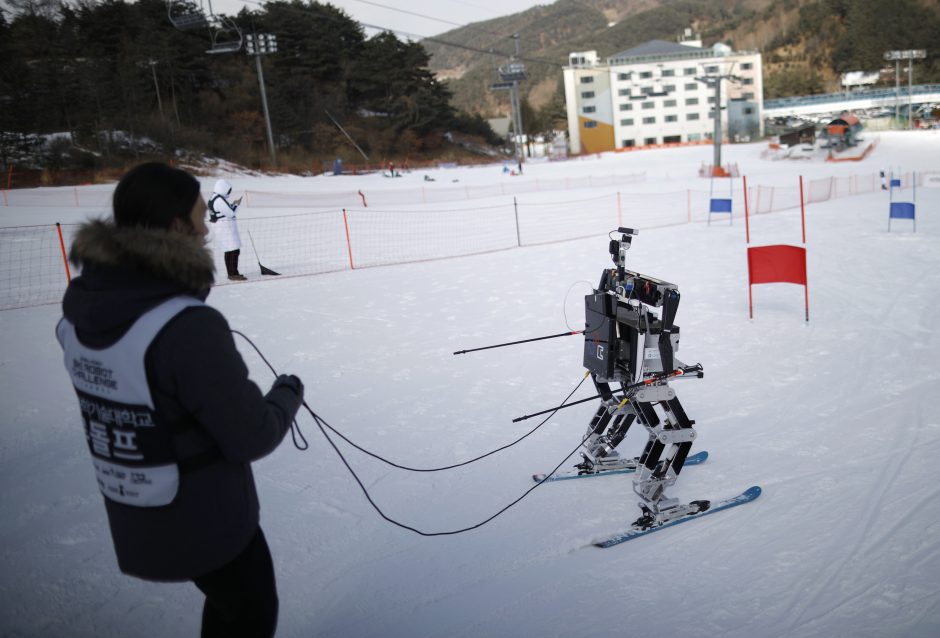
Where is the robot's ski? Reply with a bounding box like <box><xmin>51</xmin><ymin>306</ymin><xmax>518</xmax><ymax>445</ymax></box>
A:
<box><xmin>533</xmin><ymin>450</ymin><xmax>709</xmax><ymax>483</ymax></box>
<box><xmin>594</xmin><ymin>485</ymin><xmax>762</xmax><ymax>548</ymax></box>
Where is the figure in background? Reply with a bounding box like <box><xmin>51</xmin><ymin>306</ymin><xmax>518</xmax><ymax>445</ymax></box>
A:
<box><xmin>209</xmin><ymin>179</ymin><xmax>246</xmax><ymax>281</ymax></box>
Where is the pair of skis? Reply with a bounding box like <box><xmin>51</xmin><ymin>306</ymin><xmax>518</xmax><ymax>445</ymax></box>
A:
<box><xmin>532</xmin><ymin>451</ymin><xmax>761</xmax><ymax>547</ymax></box>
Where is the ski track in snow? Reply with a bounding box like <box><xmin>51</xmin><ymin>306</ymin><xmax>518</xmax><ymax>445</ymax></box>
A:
<box><xmin>2</xmin><ymin>131</ymin><xmax>940</xmax><ymax>637</ymax></box>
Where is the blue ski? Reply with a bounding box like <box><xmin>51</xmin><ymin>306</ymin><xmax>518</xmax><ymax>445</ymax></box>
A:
<box><xmin>594</xmin><ymin>485</ymin><xmax>762</xmax><ymax>547</ymax></box>
<box><xmin>533</xmin><ymin>450</ymin><xmax>709</xmax><ymax>483</ymax></box>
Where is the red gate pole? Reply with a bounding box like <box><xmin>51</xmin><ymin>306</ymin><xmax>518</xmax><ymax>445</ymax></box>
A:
<box><xmin>56</xmin><ymin>223</ymin><xmax>72</xmax><ymax>283</ymax></box>
<box><xmin>342</xmin><ymin>209</ymin><xmax>355</xmax><ymax>270</ymax></box>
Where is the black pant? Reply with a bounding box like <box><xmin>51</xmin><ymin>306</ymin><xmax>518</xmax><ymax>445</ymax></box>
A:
<box><xmin>192</xmin><ymin>528</ymin><xmax>278</xmax><ymax>638</ymax></box>
<box><xmin>224</xmin><ymin>249</ymin><xmax>241</xmax><ymax>276</ymax></box>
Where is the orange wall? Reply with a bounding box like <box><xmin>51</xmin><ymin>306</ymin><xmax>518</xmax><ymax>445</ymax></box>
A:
<box><xmin>578</xmin><ymin>116</ymin><xmax>615</xmax><ymax>153</ymax></box>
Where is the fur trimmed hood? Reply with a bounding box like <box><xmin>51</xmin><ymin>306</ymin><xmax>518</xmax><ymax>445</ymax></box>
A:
<box><xmin>70</xmin><ymin>219</ymin><xmax>215</xmax><ymax>292</ymax></box>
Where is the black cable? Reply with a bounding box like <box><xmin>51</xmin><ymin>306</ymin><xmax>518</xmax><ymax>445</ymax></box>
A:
<box><xmin>231</xmin><ymin>329</ymin><xmax>595</xmax><ymax>536</ymax></box>
<box><xmin>309</xmin><ymin>408</ymin><xmax>591</xmax><ymax>536</ymax></box>
<box><xmin>233</xmin><ymin>328</ymin><xmax>586</xmax><ymax>471</ymax></box>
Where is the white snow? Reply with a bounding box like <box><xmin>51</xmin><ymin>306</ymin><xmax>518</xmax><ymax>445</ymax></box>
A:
<box><xmin>2</xmin><ymin>131</ymin><xmax>939</xmax><ymax>637</ymax></box>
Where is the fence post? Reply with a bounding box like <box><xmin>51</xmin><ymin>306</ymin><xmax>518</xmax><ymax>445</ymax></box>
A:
<box><xmin>342</xmin><ymin>209</ymin><xmax>355</xmax><ymax>269</ymax></box>
<box><xmin>56</xmin><ymin>223</ymin><xmax>72</xmax><ymax>283</ymax></box>
<box><xmin>799</xmin><ymin>176</ymin><xmax>806</xmax><ymax>244</ymax></box>
<box><xmin>513</xmin><ymin>197</ymin><xmax>522</xmax><ymax>247</ymax></box>
<box><xmin>6</xmin><ymin>165</ymin><xmax>12</xmax><ymax>191</ymax></box>
<box><xmin>73</xmin><ymin>188</ymin><xmax>80</xmax><ymax>207</ymax></box>
<box><xmin>743</xmin><ymin>175</ymin><xmax>750</xmax><ymax>244</ymax></box>
<box><xmin>769</xmin><ymin>186</ymin><xmax>775</xmax><ymax>213</ymax></box>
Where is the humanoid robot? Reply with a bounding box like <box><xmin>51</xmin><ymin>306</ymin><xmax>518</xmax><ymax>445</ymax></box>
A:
<box><xmin>577</xmin><ymin>227</ymin><xmax>707</xmax><ymax>528</ymax></box>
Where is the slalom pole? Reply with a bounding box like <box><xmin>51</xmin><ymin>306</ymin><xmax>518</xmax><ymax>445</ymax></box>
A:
<box><xmin>454</xmin><ymin>330</ymin><xmax>583</xmax><ymax>355</ymax></box>
<box><xmin>56</xmin><ymin>223</ymin><xmax>71</xmax><ymax>283</ymax></box>
<box><xmin>246</xmin><ymin>228</ymin><xmax>280</xmax><ymax>276</ymax></box>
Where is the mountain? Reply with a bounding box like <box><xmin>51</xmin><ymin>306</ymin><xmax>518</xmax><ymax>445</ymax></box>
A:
<box><xmin>424</xmin><ymin>0</ymin><xmax>940</xmax><ymax>119</ymax></box>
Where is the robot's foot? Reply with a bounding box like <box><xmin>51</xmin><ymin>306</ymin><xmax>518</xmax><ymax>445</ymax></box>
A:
<box><xmin>576</xmin><ymin>452</ymin><xmax>639</xmax><ymax>475</ymax></box>
<box><xmin>632</xmin><ymin>499</ymin><xmax>711</xmax><ymax>530</ymax></box>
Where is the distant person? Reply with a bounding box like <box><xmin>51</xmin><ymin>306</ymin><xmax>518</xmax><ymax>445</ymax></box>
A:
<box><xmin>209</xmin><ymin>179</ymin><xmax>246</xmax><ymax>281</ymax></box>
<box><xmin>880</xmin><ymin>170</ymin><xmax>887</xmax><ymax>191</ymax></box>
<box><xmin>56</xmin><ymin>162</ymin><xmax>305</xmax><ymax>638</ymax></box>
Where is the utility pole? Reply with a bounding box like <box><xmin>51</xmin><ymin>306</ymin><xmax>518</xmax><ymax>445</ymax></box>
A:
<box><xmin>146</xmin><ymin>59</ymin><xmax>165</xmax><ymax>120</ymax></box>
<box><xmin>695</xmin><ymin>70</ymin><xmax>740</xmax><ymax>175</ymax></box>
<box><xmin>246</xmin><ymin>33</ymin><xmax>278</xmax><ymax>169</ymax></box>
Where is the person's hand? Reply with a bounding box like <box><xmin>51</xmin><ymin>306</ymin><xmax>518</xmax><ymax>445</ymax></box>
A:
<box><xmin>273</xmin><ymin>374</ymin><xmax>304</xmax><ymax>400</ymax></box>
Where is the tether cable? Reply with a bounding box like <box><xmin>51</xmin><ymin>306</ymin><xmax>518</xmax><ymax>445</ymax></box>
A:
<box><xmin>232</xmin><ymin>330</ymin><xmax>594</xmax><ymax>536</ymax></box>
<box><xmin>234</xmin><ymin>329</ymin><xmax>587</xmax><ymax>471</ymax></box>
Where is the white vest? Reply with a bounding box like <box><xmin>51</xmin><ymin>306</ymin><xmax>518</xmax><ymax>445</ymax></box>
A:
<box><xmin>57</xmin><ymin>296</ymin><xmax>203</xmax><ymax>507</ymax></box>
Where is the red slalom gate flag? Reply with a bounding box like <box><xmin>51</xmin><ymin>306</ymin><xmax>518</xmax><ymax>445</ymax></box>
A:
<box><xmin>747</xmin><ymin>244</ymin><xmax>809</xmax><ymax>321</ymax></box>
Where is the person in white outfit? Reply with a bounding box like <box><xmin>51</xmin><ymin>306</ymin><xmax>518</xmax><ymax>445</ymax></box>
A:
<box><xmin>209</xmin><ymin>179</ymin><xmax>246</xmax><ymax>281</ymax></box>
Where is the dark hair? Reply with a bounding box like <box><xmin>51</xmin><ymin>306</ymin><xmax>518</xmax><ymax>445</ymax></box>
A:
<box><xmin>112</xmin><ymin>162</ymin><xmax>202</xmax><ymax>229</ymax></box>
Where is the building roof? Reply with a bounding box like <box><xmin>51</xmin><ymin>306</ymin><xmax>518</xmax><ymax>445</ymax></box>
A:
<box><xmin>609</xmin><ymin>40</ymin><xmax>699</xmax><ymax>60</ymax></box>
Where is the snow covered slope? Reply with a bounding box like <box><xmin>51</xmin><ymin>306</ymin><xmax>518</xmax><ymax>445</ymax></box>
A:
<box><xmin>1</xmin><ymin>131</ymin><xmax>939</xmax><ymax>637</ymax></box>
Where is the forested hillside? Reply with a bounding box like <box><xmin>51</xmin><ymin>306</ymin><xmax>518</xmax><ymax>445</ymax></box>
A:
<box><xmin>427</xmin><ymin>0</ymin><xmax>940</xmax><ymax>128</ymax></box>
<box><xmin>0</xmin><ymin>0</ymin><xmax>501</xmax><ymax>173</ymax></box>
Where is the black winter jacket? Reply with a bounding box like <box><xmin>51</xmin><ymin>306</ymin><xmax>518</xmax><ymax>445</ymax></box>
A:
<box><xmin>61</xmin><ymin>220</ymin><xmax>302</xmax><ymax>581</ymax></box>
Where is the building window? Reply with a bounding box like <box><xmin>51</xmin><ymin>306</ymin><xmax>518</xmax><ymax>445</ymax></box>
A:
<box><xmin>688</xmin><ymin>133</ymin><xmax>701</xmax><ymax>141</ymax></box>
<box><xmin>663</xmin><ymin>135</ymin><xmax>681</xmax><ymax>143</ymax></box>
<box><xmin>618</xmin><ymin>88</ymin><xmax>630</xmax><ymax>96</ymax></box>
<box><xmin>619</xmin><ymin>103</ymin><xmax>633</xmax><ymax>111</ymax></box>
<box><xmin>685</xmin><ymin>83</ymin><xmax>698</xmax><ymax>91</ymax></box>
<box><xmin>642</xmin><ymin>116</ymin><xmax>656</xmax><ymax>124</ymax></box>
<box><xmin>581</xmin><ymin>91</ymin><xmax>595</xmax><ymax>98</ymax></box>
<box><xmin>707</xmin><ymin>96</ymin><xmax>716</xmax><ymax>103</ymax></box>
<box><xmin>744</xmin><ymin>107</ymin><xmax>754</xmax><ymax>115</ymax></box>
<box><xmin>622</xmin><ymin>139</ymin><xmax>635</xmax><ymax>147</ymax></box>
<box><xmin>583</xmin><ymin>106</ymin><xmax>596</xmax><ymax>113</ymax></box>
<box><xmin>584</xmin><ymin>121</ymin><xmax>597</xmax><ymax>128</ymax></box>
<box><xmin>687</xmin><ymin>113</ymin><xmax>700</xmax><ymax>120</ymax></box>
<box><xmin>618</xmin><ymin>72</ymin><xmax>631</xmax><ymax>81</ymax></box>
<box><xmin>705</xmin><ymin>65</ymin><xmax>719</xmax><ymax>73</ymax></box>
<box><xmin>742</xmin><ymin>78</ymin><xmax>754</xmax><ymax>85</ymax></box>
<box><xmin>708</xmin><ymin>112</ymin><xmax>715</xmax><ymax>118</ymax></box>
<box><xmin>664</xmin><ymin>99</ymin><xmax>677</xmax><ymax>107</ymax></box>
<box><xmin>640</xmin><ymin>71</ymin><xmax>653</xmax><ymax>79</ymax></box>
<box><xmin>640</xmin><ymin>86</ymin><xmax>653</xmax><ymax>95</ymax></box>
<box><xmin>641</xmin><ymin>101</ymin><xmax>654</xmax><ymax>109</ymax></box>
<box><xmin>580</xmin><ymin>76</ymin><xmax>594</xmax><ymax>84</ymax></box>
<box><xmin>644</xmin><ymin>137</ymin><xmax>657</xmax><ymax>145</ymax></box>
<box><xmin>743</xmin><ymin>92</ymin><xmax>755</xmax><ymax>99</ymax></box>
<box><xmin>741</xmin><ymin>62</ymin><xmax>753</xmax><ymax>70</ymax></box>
<box><xmin>620</xmin><ymin>118</ymin><xmax>634</xmax><ymax>126</ymax></box>
<box><xmin>686</xmin><ymin>97</ymin><xmax>699</xmax><ymax>105</ymax></box>
<box><xmin>684</xmin><ymin>67</ymin><xmax>696</xmax><ymax>75</ymax></box>
<box><xmin>662</xmin><ymin>69</ymin><xmax>675</xmax><ymax>77</ymax></box>
<box><xmin>665</xmin><ymin>115</ymin><xmax>678</xmax><ymax>122</ymax></box>
<box><xmin>664</xmin><ymin>84</ymin><xmax>676</xmax><ymax>92</ymax></box>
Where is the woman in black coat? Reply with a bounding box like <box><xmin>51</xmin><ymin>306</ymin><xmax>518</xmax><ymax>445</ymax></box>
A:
<box><xmin>57</xmin><ymin>162</ymin><xmax>304</xmax><ymax>637</ymax></box>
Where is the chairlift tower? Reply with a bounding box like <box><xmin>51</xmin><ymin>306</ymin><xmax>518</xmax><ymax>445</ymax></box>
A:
<box><xmin>495</xmin><ymin>33</ymin><xmax>527</xmax><ymax>170</ymax></box>
<box><xmin>695</xmin><ymin>70</ymin><xmax>741</xmax><ymax>175</ymax></box>
<box><xmin>166</xmin><ymin>1</ymin><xmax>243</xmax><ymax>54</ymax></box>
<box><xmin>884</xmin><ymin>50</ymin><xmax>926</xmax><ymax>130</ymax></box>
<box><xmin>246</xmin><ymin>33</ymin><xmax>278</xmax><ymax>169</ymax></box>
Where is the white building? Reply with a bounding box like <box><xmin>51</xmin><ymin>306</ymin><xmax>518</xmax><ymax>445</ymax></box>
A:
<box><xmin>562</xmin><ymin>39</ymin><xmax>763</xmax><ymax>154</ymax></box>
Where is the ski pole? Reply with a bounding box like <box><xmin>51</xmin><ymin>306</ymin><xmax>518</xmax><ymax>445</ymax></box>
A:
<box><xmin>512</xmin><ymin>364</ymin><xmax>703</xmax><ymax>423</ymax></box>
<box><xmin>454</xmin><ymin>330</ymin><xmax>583</xmax><ymax>355</ymax></box>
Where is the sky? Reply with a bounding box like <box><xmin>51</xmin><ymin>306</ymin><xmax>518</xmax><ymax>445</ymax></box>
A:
<box><xmin>210</xmin><ymin>0</ymin><xmax>550</xmax><ymax>38</ymax></box>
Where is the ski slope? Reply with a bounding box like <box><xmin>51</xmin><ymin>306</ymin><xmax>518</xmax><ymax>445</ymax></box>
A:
<box><xmin>1</xmin><ymin>131</ymin><xmax>939</xmax><ymax>637</ymax></box>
